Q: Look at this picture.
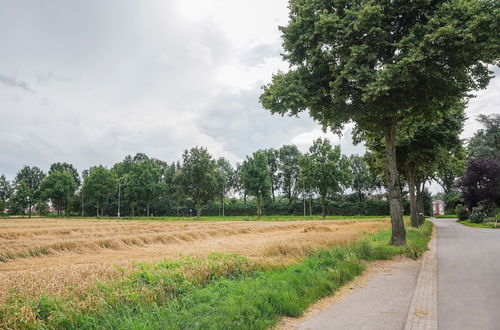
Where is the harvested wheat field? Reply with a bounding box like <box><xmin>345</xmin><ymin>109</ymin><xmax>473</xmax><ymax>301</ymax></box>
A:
<box><xmin>0</xmin><ymin>217</ymin><xmax>389</xmax><ymax>303</ymax></box>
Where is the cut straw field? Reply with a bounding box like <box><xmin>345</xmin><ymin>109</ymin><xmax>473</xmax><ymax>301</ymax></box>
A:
<box><xmin>0</xmin><ymin>217</ymin><xmax>389</xmax><ymax>303</ymax></box>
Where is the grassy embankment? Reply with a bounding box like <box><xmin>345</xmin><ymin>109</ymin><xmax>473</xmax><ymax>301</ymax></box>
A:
<box><xmin>0</xmin><ymin>221</ymin><xmax>432</xmax><ymax>330</ymax></box>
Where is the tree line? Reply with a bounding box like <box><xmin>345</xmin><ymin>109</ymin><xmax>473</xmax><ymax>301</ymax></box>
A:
<box><xmin>1</xmin><ymin>113</ymin><xmax>497</xmax><ymax>220</ymax></box>
<box><xmin>0</xmin><ymin>139</ymin><xmax>385</xmax><ymax>219</ymax></box>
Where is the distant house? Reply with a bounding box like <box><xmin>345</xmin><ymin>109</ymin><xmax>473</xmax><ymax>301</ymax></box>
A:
<box><xmin>432</xmin><ymin>199</ymin><xmax>445</xmax><ymax>216</ymax></box>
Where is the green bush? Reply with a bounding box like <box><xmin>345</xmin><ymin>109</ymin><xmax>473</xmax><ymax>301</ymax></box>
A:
<box><xmin>470</xmin><ymin>205</ymin><xmax>487</xmax><ymax>223</ymax></box>
<box><xmin>455</xmin><ymin>204</ymin><xmax>469</xmax><ymax>221</ymax></box>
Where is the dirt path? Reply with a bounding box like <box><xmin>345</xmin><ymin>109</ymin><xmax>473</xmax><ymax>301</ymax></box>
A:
<box><xmin>0</xmin><ymin>218</ymin><xmax>388</xmax><ymax>302</ymax></box>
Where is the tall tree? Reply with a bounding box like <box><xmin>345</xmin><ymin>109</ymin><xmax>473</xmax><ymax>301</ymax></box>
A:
<box><xmin>181</xmin><ymin>147</ymin><xmax>218</xmax><ymax>218</ymax></box>
<box><xmin>263</xmin><ymin>149</ymin><xmax>280</xmax><ymax>202</ymax></box>
<box><xmin>0</xmin><ymin>175</ymin><xmax>12</xmax><ymax>213</ymax></box>
<box><xmin>14</xmin><ymin>166</ymin><xmax>46</xmax><ymax>218</ymax></box>
<box><xmin>216</xmin><ymin>157</ymin><xmax>234</xmax><ymax>216</ymax></box>
<box><xmin>468</xmin><ymin>114</ymin><xmax>500</xmax><ymax>160</ymax></box>
<box><xmin>49</xmin><ymin>162</ymin><xmax>81</xmax><ymax>187</ymax></box>
<box><xmin>10</xmin><ymin>182</ymin><xmax>31</xmax><ymax>215</ymax></box>
<box><xmin>362</xmin><ymin>105</ymin><xmax>466</xmax><ymax>226</ymax></box>
<box><xmin>278</xmin><ymin>145</ymin><xmax>301</xmax><ymax>204</ymax></box>
<box><xmin>125</xmin><ymin>159</ymin><xmax>160</xmax><ymax>217</ymax></box>
<box><xmin>261</xmin><ymin>0</ymin><xmax>500</xmax><ymax>244</ymax></box>
<box><xmin>239</xmin><ymin>151</ymin><xmax>271</xmax><ymax>218</ymax></box>
<box><xmin>349</xmin><ymin>155</ymin><xmax>379</xmax><ymax>202</ymax></box>
<box><xmin>40</xmin><ymin>171</ymin><xmax>77</xmax><ymax>215</ymax></box>
<box><xmin>300</xmin><ymin>138</ymin><xmax>351</xmax><ymax>218</ymax></box>
<box><xmin>82</xmin><ymin>166</ymin><xmax>117</xmax><ymax>217</ymax></box>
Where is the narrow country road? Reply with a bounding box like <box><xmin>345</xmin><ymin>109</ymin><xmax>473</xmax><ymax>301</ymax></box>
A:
<box><xmin>434</xmin><ymin>218</ymin><xmax>500</xmax><ymax>329</ymax></box>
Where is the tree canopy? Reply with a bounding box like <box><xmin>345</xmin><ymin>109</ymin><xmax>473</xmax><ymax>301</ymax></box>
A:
<box><xmin>82</xmin><ymin>166</ymin><xmax>117</xmax><ymax>217</ymax></box>
<box><xmin>261</xmin><ymin>0</ymin><xmax>500</xmax><ymax>244</ymax></box>
<box><xmin>239</xmin><ymin>151</ymin><xmax>271</xmax><ymax>217</ymax></box>
<box><xmin>300</xmin><ymin>138</ymin><xmax>351</xmax><ymax>218</ymax></box>
<box><xmin>41</xmin><ymin>171</ymin><xmax>77</xmax><ymax>215</ymax></box>
<box><xmin>180</xmin><ymin>147</ymin><xmax>218</xmax><ymax>218</ymax></box>
<box><xmin>468</xmin><ymin>114</ymin><xmax>500</xmax><ymax>160</ymax></box>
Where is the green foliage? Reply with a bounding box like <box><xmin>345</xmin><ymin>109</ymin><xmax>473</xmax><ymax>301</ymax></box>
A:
<box><xmin>455</xmin><ymin>204</ymin><xmax>469</xmax><ymax>221</ymax></box>
<box><xmin>0</xmin><ymin>174</ymin><xmax>12</xmax><ymax>213</ymax></box>
<box><xmin>10</xmin><ymin>182</ymin><xmax>31</xmax><ymax>215</ymax></box>
<box><xmin>40</xmin><ymin>171</ymin><xmax>77</xmax><ymax>215</ymax></box>
<box><xmin>278</xmin><ymin>145</ymin><xmax>301</xmax><ymax>203</ymax></box>
<box><xmin>82</xmin><ymin>166</ymin><xmax>118</xmax><ymax>216</ymax></box>
<box><xmin>263</xmin><ymin>148</ymin><xmax>280</xmax><ymax>201</ymax></box>
<box><xmin>468</xmin><ymin>114</ymin><xmax>500</xmax><ymax>160</ymax></box>
<box><xmin>14</xmin><ymin>166</ymin><xmax>46</xmax><ymax>217</ymax></box>
<box><xmin>300</xmin><ymin>138</ymin><xmax>351</xmax><ymax>217</ymax></box>
<box><xmin>261</xmin><ymin>0</ymin><xmax>500</xmax><ymax>244</ymax></box>
<box><xmin>49</xmin><ymin>162</ymin><xmax>81</xmax><ymax>187</ymax></box>
<box><xmin>0</xmin><ymin>222</ymin><xmax>432</xmax><ymax>329</ymax></box>
<box><xmin>470</xmin><ymin>205</ymin><xmax>487</xmax><ymax>224</ymax></box>
<box><xmin>181</xmin><ymin>147</ymin><xmax>218</xmax><ymax>217</ymax></box>
<box><xmin>239</xmin><ymin>151</ymin><xmax>272</xmax><ymax>217</ymax></box>
<box><xmin>349</xmin><ymin>154</ymin><xmax>379</xmax><ymax>201</ymax></box>
<box><xmin>124</xmin><ymin>158</ymin><xmax>160</xmax><ymax>217</ymax></box>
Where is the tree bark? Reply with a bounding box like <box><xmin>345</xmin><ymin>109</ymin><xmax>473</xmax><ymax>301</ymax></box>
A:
<box><xmin>407</xmin><ymin>168</ymin><xmax>419</xmax><ymax>227</ymax></box>
<box><xmin>416</xmin><ymin>181</ymin><xmax>425</xmax><ymax>225</ymax></box>
<box><xmin>256</xmin><ymin>194</ymin><xmax>262</xmax><ymax>218</ymax></box>
<box><xmin>320</xmin><ymin>194</ymin><xmax>326</xmax><ymax>218</ymax></box>
<box><xmin>146</xmin><ymin>202</ymin><xmax>150</xmax><ymax>217</ymax></box>
<box><xmin>196</xmin><ymin>203</ymin><xmax>202</xmax><ymax>219</ymax></box>
<box><xmin>384</xmin><ymin>121</ymin><xmax>406</xmax><ymax>246</ymax></box>
<box><xmin>309</xmin><ymin>198</ymin><xmax>312</xmax><ymax>216</ymax></box>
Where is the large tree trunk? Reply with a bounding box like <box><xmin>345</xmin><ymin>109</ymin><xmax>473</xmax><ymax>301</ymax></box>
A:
<box><xmin>196</xmin><ymin>202</ymin><xmax>202</xmax><ymax>219</ymax></box>
<box><xmin>256</xmin><ymin>194</ymin><xmax>262</xmax><ymax>218</ymax></box>
<box><xmin>320</xmin><ymin>194</ymin><xmax>326</xmax><ymax>219</ymax></box>
<box><xmin>309</xmin><ymin>197</ymin><xmax>312</xmax><ymax>216</ymax></box>
<box><xmin>28</xmin><ymin>201</ymin><xmax>32</xmax><ymax>218</ymax></box>
<box><xmin>407</xmin><ymin>168</ymin><xmax>419</xmax><ymax>228</ymax></box>
<box><xmin>384</xmin><ymin>121</ymin><xmax>406</xmax><ymax>246</ymax></box>
<box><xmin>416</xmin><ymin>181</ymin><xmax>425</xmax><ymax>225</ymax></box>
<box><xmin>146</xmin><ymin>202</ymin><xmax>150</xmax><ymax>217</ymax></box>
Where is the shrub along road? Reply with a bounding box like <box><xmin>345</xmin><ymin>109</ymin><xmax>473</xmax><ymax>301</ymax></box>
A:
<box><xmin>435</xmin><ymin>217</ymin><xmax>500</xmax><ymax>329</ymax></box>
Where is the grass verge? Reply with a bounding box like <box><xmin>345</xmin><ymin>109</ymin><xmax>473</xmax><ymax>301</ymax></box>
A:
<box><xmin>458</xmin><ymin>220</ymin><xmax>499</xmax><ymax>229</ymax></box>
<box><xmin>434</xmin><ymin>215</ymin><xmax>457</xmax><ymax>218</ymax></box>
<box><xmin>0</xmin><ymin>222</ymin><xmax>432</xmax><ymax>330</ymax></box>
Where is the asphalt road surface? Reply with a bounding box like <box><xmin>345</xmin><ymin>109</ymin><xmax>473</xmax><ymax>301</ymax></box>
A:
<box><xmin>435</xmin><ymin>218</ymin><xmax>500</xmax><ymax>330</ymax></box>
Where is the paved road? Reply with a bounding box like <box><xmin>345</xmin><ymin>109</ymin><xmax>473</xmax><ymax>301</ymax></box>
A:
<box><xmin>298</xmin><ymin>258</ymin><xmax>420</xmax><ymax>330</ymax></box>
<box><xmin>435</xmin><ymin>218</ymin><xmax>500</xmax><ymax>329</ymax></box>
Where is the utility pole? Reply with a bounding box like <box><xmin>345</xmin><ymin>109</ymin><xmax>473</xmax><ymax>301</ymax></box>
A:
<box><xmin>117</xmin><ymin>182</ymin><xmax>121</xmax><ymax>218</ymax></box>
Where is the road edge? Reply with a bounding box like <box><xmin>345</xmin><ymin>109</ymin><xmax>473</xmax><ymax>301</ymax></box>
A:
<box><xmin>404</xmin><ymin>222</ymin><xmax>438</xmax><ymax>330</ymax></box>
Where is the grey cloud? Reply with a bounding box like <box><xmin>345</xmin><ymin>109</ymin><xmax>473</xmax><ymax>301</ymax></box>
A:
<box><xmin>242</xmin><ymin>43</ymin><xmax>282</xmax><ymax>66</ymax></box>
<box><xmin>0</xmin><ymin>74</ymin><xmax>34</xmax><ymax>93</ymax></box>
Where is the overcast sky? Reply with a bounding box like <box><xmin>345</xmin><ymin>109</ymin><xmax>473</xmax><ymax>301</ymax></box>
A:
<box><xmin>1</xmin><ymin>1</ymin><xmax>498</xmax><ymax>188</ymax></box>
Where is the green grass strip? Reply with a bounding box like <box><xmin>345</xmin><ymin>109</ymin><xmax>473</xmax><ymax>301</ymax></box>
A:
<box><xmin>458</xmin><ymin>220</ymin><xmax>499</xmax><ymax>229</ymax></box>
<box><xmin>1</xmin><ymin>222</ymin><xmax>432</xmax><ymax>330</ymax></box>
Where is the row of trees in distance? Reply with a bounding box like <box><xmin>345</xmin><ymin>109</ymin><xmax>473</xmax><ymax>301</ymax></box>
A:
<box><xmin>0</xmin><ymin>139</ymin><xmax>384</xmax><ymax>219</ymax></box>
